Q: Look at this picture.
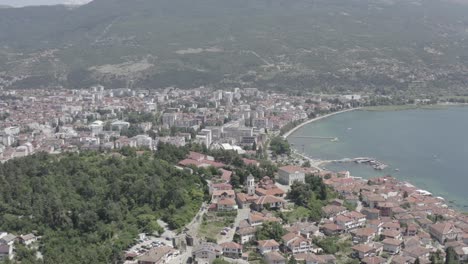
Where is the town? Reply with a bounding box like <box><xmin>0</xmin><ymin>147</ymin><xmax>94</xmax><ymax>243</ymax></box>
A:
<box><xmin>0</xmin><ymin>87</ymin><xmax>467</xmax><ymax>264</ymax></box>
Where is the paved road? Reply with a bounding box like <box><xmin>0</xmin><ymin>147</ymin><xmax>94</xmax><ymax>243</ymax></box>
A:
<box><xmin>218</xmin><ymin>208</ymin><xmax>250</xmax><ymax>244</ymax></box>
<box><xmin>169</xmin><ymin>202</ymin><xmax>208</xmax><ymax>264</ymax></box>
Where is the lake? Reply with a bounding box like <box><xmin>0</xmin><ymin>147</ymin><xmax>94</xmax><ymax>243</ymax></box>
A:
<box><xmin>287</xmin><ymin>107</ymin><xmax>468</xmax><ymax>209</ymax></box>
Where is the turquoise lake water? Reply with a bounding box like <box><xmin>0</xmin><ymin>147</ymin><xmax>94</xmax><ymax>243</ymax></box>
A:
<box><xmin>288</xmin><ymin>107</ymin><xmax>468</xmax><ymax>209</ymax></box>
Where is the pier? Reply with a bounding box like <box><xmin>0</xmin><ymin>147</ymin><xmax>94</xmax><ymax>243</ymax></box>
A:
<box><xmin>289</xmin><ymin>136</ymin><xmax>338</xmax><ymax>140</ymax></box>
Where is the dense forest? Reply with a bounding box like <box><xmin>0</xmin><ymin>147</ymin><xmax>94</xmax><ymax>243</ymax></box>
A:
<box><xmin>0</xmin><ymin>147</ymin><xmax>207</xmax><ymax>264</ymax></box>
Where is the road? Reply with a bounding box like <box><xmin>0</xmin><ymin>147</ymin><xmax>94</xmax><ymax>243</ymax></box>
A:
<box><xmin>168</xmin><ymin>202</ymin><xmax>207</xmax><ymax>264</ymax></box>
<box><xmin>218</xmin><ymin>208</ymin><xmax>250</xmax><ymax>244</ymax></box>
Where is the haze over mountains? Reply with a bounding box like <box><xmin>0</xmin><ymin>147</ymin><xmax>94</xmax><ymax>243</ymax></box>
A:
<box><xmin>0</xmin><ymin>0</ymin><xmax>91</xmax><ymax>7</ymax></box>
<box><xmin>1</xmin><ymin>0</ymin><xmax>468</xmax><ymax>95</ymax></box>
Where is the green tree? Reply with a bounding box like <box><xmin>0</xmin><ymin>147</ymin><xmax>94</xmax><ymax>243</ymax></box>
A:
<box><xmin>269</xmin><ymin>137</ymin><xmax>291</xmax><ymax>156</ymax></box>
<box><xmin>256</xmin><ymin>222</ymin><xmax>286</xmax><ymax>241</ymax></box>
<box><xmin>213</xmin><ymin>259</ymin><xmax>230</xmax><ymax>264</ymax></box>
<box><xmin>445</xmin><ymin>247</ymin><xmax>458</xmax><ymax>264</ymax></box>
<box><xmin>302</xmin><ymin>160</ymin><xmax>311</xmax><ymax>168</ymax></box>
<box><xmin>288</xmin><ymin>256</ymin><xmax>298</xmax><ymax>264</ymax></box>
<box><xmin>0</xmin><ymin>149</ymin><xmax>206</xmax><ymax>264</ymax></box>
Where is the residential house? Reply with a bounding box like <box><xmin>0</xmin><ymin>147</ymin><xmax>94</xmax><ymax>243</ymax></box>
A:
<box><xmin>236</xmin><ymin>193</ymin><xmax>258</xmax><ymax>209</ymax></box>
<box><xmin>19</xmin><ymin>234</ymin><xmax>37</xmax><ymax>246</ymax></box>
<box><xmin>248</xmin><ymin>211</ymin><xmax>281</xmax><ymax>227</ymax></box>
<box><xmin>0</xmin><ymin>234</ymin><xmax>16</xmax><ymax>246</ymax></box>
<box><xmin>192</xmin><ymin>242</ymin><xmax>222</xmax><ymax>264</ymax></box>
<box><xmin>220</xmin><ymin>242</ymin><xmax>242</xmax><ymax>259</ymax></box>
<box><xmin>209</xmin><ymin>183</ymin><xmax>232</xmax><ymax>194</ymax></box>
<box><xmin>402</xmin><ymin>246</ymin><xmax>430</xmax><ymax>260</ymax></box>
<box><xmin>362</xmin><ymin>256</ymin><xmax>387</xmax><ymax>264</ymax></box>
<box><xmin>367</xmin><ymin>219</ymin><xmax>384</xmax><ymax>234</ymax></box>
<box><xmin>362</xmin><ymin>208</ymin><xmax>380</xmax><ymax>220</ymax></box>
<box><xmin>429</xmin><ymin>222</ymin><xmax>463</xmax><ymax>244</ymax></box>
<box><xmin>321</xmin><ymin>223</ymin><xmax>344</xmax><ymax>236</ymax></box>
<box><xmin>352</xmin><ymin>244</ymin><xmax>376</xmax><ymax>259</ymax></box>
<box><xmin>322</xmin><ymin>205</ymin><xmax>347</xmax><ymax>218</ymax></box>
<box><xmin>405</xmin><ymin>223</ymin><xmax>419</xmax><ymax>237</ymax></box>
<box><xmin>281</xmin><ymin>233</ymin><xmax>313</xmax><ymax>254</ymax></box>
<box><xmin>295</xmin><ymin>253</ymin><xmax>336</xmax><ymax>264</ymax></box>
<box><xmin>381</xmin><ymin>222</ymin><xmax>400</xmax><ymax>232</ymax></box>
<box><xmin>364</xmin><ymin>195</ymin><xmax>385</xmax><ymax>209</ymax></box>
<box><xmin>391</xmin><ymin>256</ymin><xmax>415</xmax><ymax>264</ymax></box>
<box><xmin>216</xmin><ymin>198</ymin><xmax>238</xmax><ymax>211</ymax></box>
<box><xmin>351</xmin><ymin>228</ymin><xmax>377</xmax><ymax>244</ymax></box>
<box><xmin>0</xmin><ymin>244</ymin><xmax>12</xmax><ymax>261</ymax></box>
<box><xmin>286</xmin><ymin>222</ymin><xmax>320</xmax><ymax>239</ymax></box>
<box><xmin>253</xmin><ymin>195</ymin><xmax>285</xmax><ymax>211</ymax></box>
<box><xmin>335</xmin><ymin>211</ymin><xmax>366</xmax><ymax>232</ymax></box>
<box><xmin>377</xmin><ymin>202</ymin><xmax>395</xmax><ymax>217</ymax></box>
<box><xmin>453</xmin><ymin>246</ymin><xmax>468</xmax><ymax>262</ymax></box>
<box><xmin>237</xmin><ymin>227</ymin><xmax>256</xmax><ymax>245</ymax></box>
<box><xmin>257</xmin><ymin>240</ymin><xmax>280</xmax><ymax>255</ymax></box>
<box><xmin>212</xmin><ymin>190</ymin><xmax>235</xmax><ymax>202</ymax></box>
<box><xmin>264</xmin><ymin>251</ymin><xmax>286</xmax><ymax>264</ymax></box>
<box><xmin>381</xmin><ymin>230</ymin><xmax>401</xmax><ymax>240</ymax></box>
<box><xmin>382</xmin><ymin>238</ymin><xmax>402</xmax><ymax>255</ymax></box>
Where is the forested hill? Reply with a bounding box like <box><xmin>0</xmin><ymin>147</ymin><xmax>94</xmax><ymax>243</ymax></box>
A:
<box><xmin>1</xmin><ymin>0</ymin><xmax>468</xmax><ymax>95</ymax></box>
<box><xmin>0</xmin><ymin>148</ymin><xmax>206</xmax><ymax>264</ymax></box>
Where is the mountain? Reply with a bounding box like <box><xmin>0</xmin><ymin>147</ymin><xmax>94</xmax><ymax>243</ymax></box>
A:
<box><xmin>0</xmin><ymin>0</ymin><xmax>91</xmax><ymax>7</ymax></box>
<box><xmin>1</xmin><ymin>0</ymin><xmax>468</xmax><ymax>95</ymax></box>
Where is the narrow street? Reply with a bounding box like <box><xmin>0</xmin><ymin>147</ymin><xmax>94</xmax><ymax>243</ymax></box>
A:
<box><xmin>217</xmin><ymin>208</ymin><xmax>250</xmax><ymax>244</ymax></box>
<box><xmin>169</xmin><ymin>202</ymin><xmax>207</xmax><ymax>264</ymax></box>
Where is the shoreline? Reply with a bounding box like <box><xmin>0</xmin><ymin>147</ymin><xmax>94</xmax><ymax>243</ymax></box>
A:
<box><xmin>283</xmin><ymin>107</ymin><xmax>360</xmax><ymax>139</ymax></box>
<box><xmin>363</xmin><ymin>102</ymin><xmax>468</xmax><ymax>112</ymax></box>
<box><xmin>284</xmin><ymin>105</ymin><xmax>467</xmax><ymax>211</ymax></box>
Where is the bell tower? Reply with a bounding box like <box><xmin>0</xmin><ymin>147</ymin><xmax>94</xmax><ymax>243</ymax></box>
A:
<box><xmin>246</xmin><ymin>174</ymin><xmax>255</xmax><ymax>195</ymax></box>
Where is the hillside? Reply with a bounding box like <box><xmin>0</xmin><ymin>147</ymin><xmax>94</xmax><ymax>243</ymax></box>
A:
<box><xmin>0</xmin><ymin>149</ymin><xmax>206</xmax><ymax>264</ymax></box>
<box><xmin>1</xmin><ymin>0</ymin><xmax>468</xmax><ymax>95</ymax></box>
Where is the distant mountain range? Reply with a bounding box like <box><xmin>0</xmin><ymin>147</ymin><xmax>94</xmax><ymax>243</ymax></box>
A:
<box><xmin>0</xmin><ymin>0</ymin><xmax>91</xmax><ymax>7</ymax></box>
<box><xmin>1</xmin><ymin>0</ymin><xmax>468</xmax><ymax>95</ymax></box>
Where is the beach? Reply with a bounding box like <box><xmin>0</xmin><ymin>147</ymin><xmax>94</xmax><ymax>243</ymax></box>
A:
<box><xmin>282</xmin><ymin>107</ymin><xmax>360</xmax><ymax>139</ymax></box>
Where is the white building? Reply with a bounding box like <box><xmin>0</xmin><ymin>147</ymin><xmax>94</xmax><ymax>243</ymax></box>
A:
<box><xmin>278</xmin><ymin>165</ymin><xmax>306</xmax><ymax>185</ymax></box>
<box><xmin>162</xmin><ymin>113</ymin><xmax>178</xmax><ymax>128</ymax></box>
<box><xmin>199</xmin><ymin>129</ymin><xmax>212</xmax><ymax>146</ymax></box>
<box><xmin>89</xmin><ymin>120</ymin><xmax>104</xmax><ymax>135</ymax></box>
<box><xmin>131</xmin><ymin>135</ymin><xmax>153</xmax><ymax>149</ymax></box>
<box><xmin>111</xmin><ymin>120</ymin><xmax>130</xmax><ymax>131</ymax></box>
<box><xmin>4</xmin><ymin>126</ymin><xmax>20</xmax><ymax>136</ymax></box>
<box><xmin>246</xmin><ymin>175</ymin><xmax>255</xmax><ymax>195</ymax></box>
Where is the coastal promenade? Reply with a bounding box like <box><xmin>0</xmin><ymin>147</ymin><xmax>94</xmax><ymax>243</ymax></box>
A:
<box><xmin>282</xmin><ymin>107</ymin><xmax>360</xmax><ymax>171</ymax></box>
<box><xmin>282</xmin><ymin>107</ymin><xmax>360</xmax><ymax>139</ymax></box>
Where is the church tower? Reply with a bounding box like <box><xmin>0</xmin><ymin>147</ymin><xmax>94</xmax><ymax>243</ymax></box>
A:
<box><xmin>246</xmin><ymin>174</ymin><xmax>255</xmax><ymax>195</ymax></box>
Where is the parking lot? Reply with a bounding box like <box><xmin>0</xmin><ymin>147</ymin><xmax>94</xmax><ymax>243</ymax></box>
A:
<box><xmin>123</xmin><ymin>234</ymin><xmax>175</xmax><ymax>264</ymax></box>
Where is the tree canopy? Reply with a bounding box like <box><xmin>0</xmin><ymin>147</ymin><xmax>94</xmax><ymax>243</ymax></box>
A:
<box><xmin>269</xmin><ymin>137</ymin><xmax>291</xmax><ymax>156</ymax></box>
<box><xmin>256</xmin><ymin>222</ymin><xmax>286</xmax><ymax>241</ymax></box>
<box><xmin>0</xmin><ymin>149</ymin><xmax>206</xmax><ymax>264</ymax></box>
<box><xmin>287</xmin><ymin>175</ymin><xmax>335</xmax><ymax>221</ymax></box>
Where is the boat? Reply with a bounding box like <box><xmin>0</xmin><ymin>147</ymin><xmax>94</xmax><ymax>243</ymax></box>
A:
<box><xmin>330</xmin><ymin>137</ymin><xmax>339</xmax><ymax>142</ymax></box>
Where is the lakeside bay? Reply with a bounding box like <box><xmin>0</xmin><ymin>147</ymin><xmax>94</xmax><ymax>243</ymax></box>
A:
<box><xmin>288</xmin><ymin>107</ymin><xmax>468</xmax><ymax>209</ymax></box>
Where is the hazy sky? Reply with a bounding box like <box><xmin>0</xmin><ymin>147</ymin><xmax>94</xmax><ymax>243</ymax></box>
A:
<box><xmin>0</xmin><ymin>0</ymin><xmax>91</xmax><ymax>7</ymax></box>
